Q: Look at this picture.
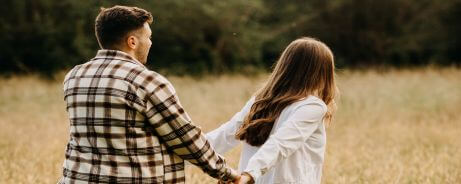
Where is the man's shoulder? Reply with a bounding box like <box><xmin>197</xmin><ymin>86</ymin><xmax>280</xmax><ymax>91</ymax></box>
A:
<box><xmin>134</xmin><ymin>69</ymin><xmax>175</xmax><ymax>93</ymax></box>
<box><xmin>63</xmin><ymin>57</ymin><xmax>173</xmax><ymax>92</ymax></box>
<box><xmin>63</xmin><ymin>64</ymin><xmax>83</xmax><ymax>83</ymax></box>
<box><xmin>101</xmin><ymin>59</ymin><xmax>173</xmax><ymax>93</ymax></box>
<box><xmin>65</xmin><ymin>57</ymin><xmax>146</xmax><ymax>78</ymax></box>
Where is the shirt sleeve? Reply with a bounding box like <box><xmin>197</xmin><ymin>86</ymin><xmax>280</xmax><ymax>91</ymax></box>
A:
<box><xmin>206</xmin><ymin>97</ymin><xmax>255</xmax><ymax>154</ymax></box>
<box><xmin>243</xmin><ymin>101</ymin><xmax>327</xmax><ymax>181</ymax></box>
<box><xmin>142</xmin><ymin>75</ymin><xmax>238</xmax><ymax>182</ymax></box>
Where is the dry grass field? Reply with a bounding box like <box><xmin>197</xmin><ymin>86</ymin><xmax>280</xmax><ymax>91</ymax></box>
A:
<box><xmin>0</xmin><ymin>68</ymin><xmax>460</xmax><ymax>183</ymax></box>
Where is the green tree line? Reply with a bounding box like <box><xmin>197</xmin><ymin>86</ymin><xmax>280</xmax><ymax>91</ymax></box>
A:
<box><xmin>1</xmin><ymin>0</ymin><xmax>460</xmax><ymax>76</ymax></box>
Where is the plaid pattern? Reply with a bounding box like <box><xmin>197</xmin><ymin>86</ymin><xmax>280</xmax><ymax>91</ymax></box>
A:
<box><xmin>59</xmin><ymin>50</ymin><xmax>238</xmax><ymax>183</ymax></box>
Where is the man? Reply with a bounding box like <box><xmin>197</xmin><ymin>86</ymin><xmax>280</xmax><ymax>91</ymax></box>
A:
<box><xmin>59</xmin><ymin>5</ymin><xmax>252</xmax><ymax>183</ymax></box>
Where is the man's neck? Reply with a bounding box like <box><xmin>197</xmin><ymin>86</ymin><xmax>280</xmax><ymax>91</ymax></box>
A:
<box><xmin>110</xmin><ymin>48</ymin><xmax>140</xmax><ymax>63</ymax></box>
<box><xmin>119</xmin><ymin>49</ymin><xmax>137</xmax><ymax>60</ymax></box>
<box><xmin>101</xmin><ymin>48</ymin><xmax>144</xmax><ymax>65</ymax></box>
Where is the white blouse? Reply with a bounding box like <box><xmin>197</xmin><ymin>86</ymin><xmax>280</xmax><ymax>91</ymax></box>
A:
<box><xmin>206</xmin><ymin>96</ymin><xmax>327</xmax><ymax>184</ymax></box>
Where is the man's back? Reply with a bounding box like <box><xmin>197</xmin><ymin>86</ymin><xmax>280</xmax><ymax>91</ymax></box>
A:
<box><xmin>59</xmin><ymin>50</ymin><xmax>237</xmax><ymax>183</ymax></box>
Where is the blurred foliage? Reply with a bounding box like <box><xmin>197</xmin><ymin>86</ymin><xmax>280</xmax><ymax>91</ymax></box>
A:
<box><xmin>0</xmin><ymin>0</ymin><xmax>460</xmax><ymax>76</ymax></box>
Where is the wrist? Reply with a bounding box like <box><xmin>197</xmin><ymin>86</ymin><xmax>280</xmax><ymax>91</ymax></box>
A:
<box><xmin>225</xmin><ymin>168</ymin><xmax>240</xmax><ymax>182</ymax></box>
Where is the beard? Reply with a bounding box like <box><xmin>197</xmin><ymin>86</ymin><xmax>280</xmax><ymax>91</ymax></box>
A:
<box><xmin>135</xmin><ymin>45</ymin><xmax>150</xmax><ymax>64</ymax></box>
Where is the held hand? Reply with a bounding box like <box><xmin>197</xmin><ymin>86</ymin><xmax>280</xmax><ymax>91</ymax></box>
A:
<box><xmin>217</xmin><ymin>172</ymin><xmax>254</xmax><ymax>184</ymax></box>
<box><xmin>237</xmin><ymin>172</ymin><xmax>254</xmax><ymax>184</ymax></box>
<box><xmin>232</xmin><ymin>174</ymin><xmax>241</xmax><ymax>184</ymax></box>
<box><xmin>217</xmin><ymin>174</ymin><xmax>241</xmax><ymax>184</ymax></box>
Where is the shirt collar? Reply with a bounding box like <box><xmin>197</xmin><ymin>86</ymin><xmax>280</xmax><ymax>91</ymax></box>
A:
<box><xmin>94</xmin><ymin>49</ymin><xmax>145</xmax><ymax>66</ymax></box>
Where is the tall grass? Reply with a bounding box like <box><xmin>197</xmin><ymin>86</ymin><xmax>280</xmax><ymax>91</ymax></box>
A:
<box><xmin>0</xmin><ymin>68</ymin><xmax>459</xmax><ymax>183</ymax></box>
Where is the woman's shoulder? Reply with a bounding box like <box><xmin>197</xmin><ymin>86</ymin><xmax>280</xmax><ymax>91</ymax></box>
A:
<box><xmin>293</xmin><ymin>95</ymin><xmax>328</xmax><ymax>113</ymax></box>
<box><xmin>241</xmin><ymin>96</ymin><xmax>256</xmax><ymax>111</ymax></box>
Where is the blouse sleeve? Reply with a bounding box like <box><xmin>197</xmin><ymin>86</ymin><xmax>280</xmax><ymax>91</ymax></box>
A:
<box><xmin>206</xmin><ymin>97</ymin><xmax>255</xmax><ymax>154</ymax></box>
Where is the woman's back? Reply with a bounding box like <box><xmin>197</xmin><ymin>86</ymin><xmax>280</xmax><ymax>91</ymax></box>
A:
<box><xmin>207</xmin><ymin>95</ymin><xmax>327</xmax><ymax>184</ymax></box>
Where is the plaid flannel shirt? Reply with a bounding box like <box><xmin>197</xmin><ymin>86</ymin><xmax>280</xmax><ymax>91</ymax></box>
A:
<box><xmin>59</xmin><ymin>50</ymin><xmax>238</xmax><ymax>183</ymax></box>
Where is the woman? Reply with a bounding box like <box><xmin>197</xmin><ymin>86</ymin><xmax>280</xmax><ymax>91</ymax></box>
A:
<box><xmin>207</xmin><ymin>37</ymin><xmax>338</xmax><ymax>184</ymax></box>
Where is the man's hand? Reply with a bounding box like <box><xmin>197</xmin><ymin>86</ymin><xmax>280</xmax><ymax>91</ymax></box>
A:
<box><xmin>217</xmin><ymin>174</ymin><xmax>240</xmax><ymax>184</ymax></box>
<box><xmin>218</xmin><ymin>172</ymin><xmax>254</xmax><ymax>184</ymax></box>
<box><xmin>232</xmin><ymin>174</ymin><xmax>241</xmax><ymax>184</ymax></box>
<box><xmin>236</xmin><ymin>172</ymin><xmax>254</xmax><ymax>184</ymax></box>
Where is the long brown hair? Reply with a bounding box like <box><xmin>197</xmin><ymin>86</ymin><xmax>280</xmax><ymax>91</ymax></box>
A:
<box><xmin>235</xmin><ymin>37</ymin><xmax>338</xmax><ymax>146</ymax></box>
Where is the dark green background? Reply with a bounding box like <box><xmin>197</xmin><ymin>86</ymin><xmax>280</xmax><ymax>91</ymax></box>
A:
<box><xmin>1</xmin><ymin>0</ymin><xmax>460</xmax><ymax>76</ymax></box>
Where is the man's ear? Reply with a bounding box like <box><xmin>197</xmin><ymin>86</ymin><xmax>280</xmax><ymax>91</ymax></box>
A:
<box><xmin>126</xmin><ymin>35</ymin><xmax>137</xmax><ymax>50</ymax></box>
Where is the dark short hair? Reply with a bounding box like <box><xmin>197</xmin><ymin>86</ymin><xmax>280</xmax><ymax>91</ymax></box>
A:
<box><xmin>95</xmin><ymin>5</ymin><xmax>153</xmax><ymax>49</ymax></box>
